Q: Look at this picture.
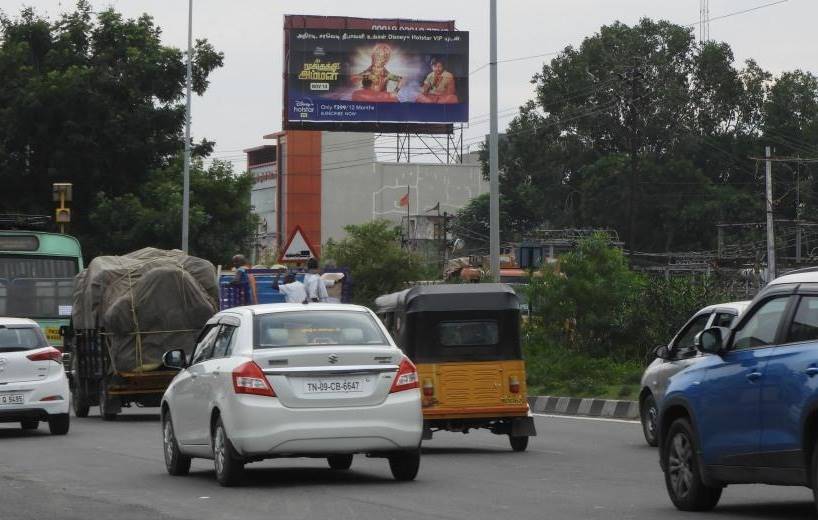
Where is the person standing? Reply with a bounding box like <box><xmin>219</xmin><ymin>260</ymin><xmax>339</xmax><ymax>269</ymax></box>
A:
<box><xmin>303</xmin><ymin>258</ymin><xmax>329</xmax><ymax>303</ymax></box>
<box><xmin>230</xmin><ymin>254</ymin><xmax>257</xmax><ymax>305</ymax></box>
<box><xmin>273</xmin><ymin>273</ymin><xmax>308</xmax><ymax>304</ymax></box>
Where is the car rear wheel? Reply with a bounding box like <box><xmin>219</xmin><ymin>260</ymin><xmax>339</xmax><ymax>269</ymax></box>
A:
<box><xmin>328</xmin><ymin>454</ymin><xmax>353</xmax><ymax>470</ymax></box>
<box><xmin>641</xmin><ymin>394</ymin><xmax>659</xmax><ymax>447</ymax></box>
<box><xmin>20</xmin><ymin>419</ymin><xmax>38</xmax><ymax>430</ymax></box>
<box><xmin>213</xmin><ymin>418</ymin><xmax>244</xmax><ymax>486</ymax></box>
<box><xmin>663</xmin><ymin>418</ymin><xmax>721</xmax><ymax>511</ymax></box>
<box><xmin>509</xmin><ymin>435</ymin><xmax>529</xmax><ymax>452</ymax></box>
<box><xmin>388</xmin><ymin>451</ymin><xmax>420</xmax><ymax>481</ymax></box>
<box><xmin>162</xmin><ymin>412</ymin><xmax>191</xmax><ymax>476</ymax></box>
<box><xmin>48</xmin><ymin>414</ymin><xmax>70</xmax><ymax>435</ymax></box>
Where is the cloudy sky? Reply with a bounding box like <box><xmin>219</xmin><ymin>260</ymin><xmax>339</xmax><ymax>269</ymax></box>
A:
<box><xmin>8</xmin><ymin>0</ymin><xmax>816</xmax><ymax>169</ymax></box>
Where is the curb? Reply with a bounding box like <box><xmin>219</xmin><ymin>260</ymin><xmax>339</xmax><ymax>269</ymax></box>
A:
<box><xmin>528</xmin><ymin>396</ymin><xmax>640</xmax><ymax>420</ymax></box>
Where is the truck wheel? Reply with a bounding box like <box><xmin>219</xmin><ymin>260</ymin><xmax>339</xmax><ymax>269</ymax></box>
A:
<box><xmin>213</xmin><ymin>418</ymin><xmax>244</xmax><ymax>486</ymax></box>
<box><xmin>388</xmin><ymin>450</ymin><xmax>420</xmax><ymax>481</ymax></box>
<box><xmin>663</xmin><ymin>418</ymin><xmax>722</xmax><ymax>511</ymax></box>
<box><xmin>163</xmin><ymin>412</ymin><xmax>191</xmax><ymax>476</ymax></box>
<box><xmin>509</xmin><ymin>435</ymin><xmax>529</xmax><ymax>452</ymax></box>
<box><xmin>99</xmin><ymin>384</ymin><xmax>118</xmax><ymax>421</ymax></box>
<box><xmin>48</xmin><ymin>414</ymin><xmax>70</xmax><ymax>435</ymax></box>
<box><xmin>72</xmin><ymin>384</ymin><xmax>90</xmax><ymax>418</ymax></box>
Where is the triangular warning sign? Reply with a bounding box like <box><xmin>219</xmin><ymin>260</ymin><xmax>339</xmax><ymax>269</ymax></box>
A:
<box><xmin>278</xmin><ymin>225</ymin><xmax>318</xmax><ymax>264</ymax></box>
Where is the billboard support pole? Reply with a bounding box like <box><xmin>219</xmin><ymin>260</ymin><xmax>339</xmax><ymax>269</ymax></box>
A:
<box><xmin>489</xmin><ymin>0</ymin><xmax>501</xmax><ymax>282</ymax></box>
<box><xmin>181</xmin><ymin>0</ymin><xmax>193</xmax><ymax>253</ymax></box>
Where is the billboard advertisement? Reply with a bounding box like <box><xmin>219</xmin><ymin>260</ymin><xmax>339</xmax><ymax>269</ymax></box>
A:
<box><xmin>285</xmin><ymin>28</ymin><xmax>468</xmax><ymax>128</ymax></box>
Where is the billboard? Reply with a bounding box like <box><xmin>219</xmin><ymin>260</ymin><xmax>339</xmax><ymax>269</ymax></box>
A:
<box><xmin>283</xmin><ymin>17</ymin><xmax>466</xmax><ymax>133</ymax></box>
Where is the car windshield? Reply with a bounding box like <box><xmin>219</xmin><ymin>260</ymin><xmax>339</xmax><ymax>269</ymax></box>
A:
<box><xmin>254</xmin><ymin>310</ymin><xmax>389</xmax><ymax>349</ymax></box>
<box><xmin>0</xmin><ymin>326</ymin><xmax>48</xmax><ymax>352</ymax></box>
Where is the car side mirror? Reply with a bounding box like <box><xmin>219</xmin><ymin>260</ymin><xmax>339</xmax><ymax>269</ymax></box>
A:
<box><xmin>162</xmin><ymin>349</ymin><xmax>187</xmax><ymax>370</ymax></box>
<box><xmin>696</xmin><ymin>327</ymin><xmax>730</xmax><ymax>355</ymax></box>
<box><xmin>654</xmin><ymin>345</ymin><xmax>670</xmax><ymax>360</ymax></box>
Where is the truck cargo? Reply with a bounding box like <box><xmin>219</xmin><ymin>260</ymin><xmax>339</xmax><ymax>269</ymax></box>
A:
<box><xmin>67</xmin><ymin>248</ymin><xmax>218</xmax><ymax>420</ymax></box>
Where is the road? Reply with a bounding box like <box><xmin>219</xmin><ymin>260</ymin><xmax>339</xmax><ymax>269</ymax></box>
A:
<box><xmin>0</xmin><ymin>410</ymin><xmax>814</xmax><ymax>520</ymax></box>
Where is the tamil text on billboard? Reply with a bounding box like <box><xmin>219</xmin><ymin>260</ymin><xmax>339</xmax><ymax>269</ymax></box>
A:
<box><xmin>286</xmin><ymin>28</ymin><xmax>469</xmax><ymax>127</ymax></box>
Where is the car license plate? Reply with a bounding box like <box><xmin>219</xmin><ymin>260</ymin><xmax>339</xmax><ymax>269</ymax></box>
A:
<box><xmin>303</xmin><ymin>378</ymin><xmax>365</xmax><ymax>394</ymax></box>
<box><xmin>0</xmin><ymin>393</ymin><xmax>24</xmax><ymax>405</ymax></box>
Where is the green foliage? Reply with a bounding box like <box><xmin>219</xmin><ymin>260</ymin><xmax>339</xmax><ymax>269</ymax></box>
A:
<box><xmin>523</xmin><ymin>328</ymin><xmax>643</xmax><ymax>399</ymax></box>
<box><xmin>323</xmin><ymin>220</ymin><xmax>425</xmax><ymax>307</ymax></box>
<box><xmin>0</xmin><ymin>2</ymin><xmax>224</xmax><ymax>256</ymax></box>
<box><xmin>525</xmin><ymin>235</ymin><xmax>730</xmax><ymax>373</ymax></box>
<box><xmin>87</xmin><ymin>157</ymin><xmax>257</xmax><ymax>263</ymax></box>
<box><xmin>479</xmin><ymin>18</ymin><xmax>818</xmax><ymax>253</ymax></box>
<box><xmin>527</xmin><ymin>234</ymin><xmax>645</xmax><ymax>358</ymax></box>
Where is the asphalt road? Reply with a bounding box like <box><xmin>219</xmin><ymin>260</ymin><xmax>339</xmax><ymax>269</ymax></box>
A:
<box><xmin>0</xmin><ymin>409</ymin><xmax>815</xmax><ymax>520</ymax></box>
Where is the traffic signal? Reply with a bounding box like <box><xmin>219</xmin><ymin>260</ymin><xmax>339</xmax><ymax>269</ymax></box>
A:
<box><xmin>55</xmin><ymin>208</ymin><xmax>71</xmax><ymax>224</ymax></box>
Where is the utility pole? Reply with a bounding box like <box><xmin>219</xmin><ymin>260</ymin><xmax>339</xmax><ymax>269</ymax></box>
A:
<box><xmin>765</xmin><ymin>146</ymin><xmax>776</xmax><ymax>282</ymax></box>
<box><xmin>181</xmin><ymin>0</ymin><xmax>193</xmax><ymax>253</ymax></box>
<box><xmin>623</xmin><ymin>62</ymin><xmax>642</xmax><ymax>252</ymax></box>
<box><xmin>489</xmin><ymin>0</ymin><xmax>500</xmax><ymax>282</ymax></box>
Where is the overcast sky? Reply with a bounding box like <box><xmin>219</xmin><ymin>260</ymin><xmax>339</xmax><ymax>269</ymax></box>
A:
<box><xmin>9</xmin><ymin>0</ymin><xmax>817</xmax><ymax>169</ymax></box>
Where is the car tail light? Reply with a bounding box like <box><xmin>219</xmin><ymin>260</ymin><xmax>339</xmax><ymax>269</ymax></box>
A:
<box><xmin>26</xmin><ymin>347</ymin><xmax>63</xmax><ymax>363</ymax></box>
<box><xmin>422</xmin><ymin>378</ymin><xmax>434</xmax><ymax>397</ymax></box>
<box><xmin>390</xmin><ymin>358</ymin><xmax>419</xmax><ymax>393</ymax></box>
<box><xmin>509</xmin><ymin>375</ymin><xmax>520</xmax><ymax>394</ymax></box>
<box><xmin>232</xmin><ymin>361</ymin><xmax>276</xmax><ymax>397</ymax></box>
<box><xmin>40</xmin><ymin>395</ymin><xmax>64</xmax><ymax>401</ymax></box>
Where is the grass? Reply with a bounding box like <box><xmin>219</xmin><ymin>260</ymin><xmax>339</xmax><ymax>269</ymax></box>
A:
<box><xmin>524</xmin><ymin>338</ymin><xmax>644</xmax><ymax>401</ymax></box>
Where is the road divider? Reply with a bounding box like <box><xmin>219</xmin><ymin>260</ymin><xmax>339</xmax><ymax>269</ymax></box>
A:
<box><xmin>528</xmin><ymin>396</ymin><xmax>639</xmax><ymax>420</ymax></box>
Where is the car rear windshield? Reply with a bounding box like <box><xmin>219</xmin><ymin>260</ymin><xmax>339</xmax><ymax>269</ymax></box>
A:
<box><xmin>254</xmin><ymin>310</ymin><xmax>389</xmax><ymax>349</ymax></box>
<box><xmin>0</xmin><ymin>326</ymin><xmax>48</xmax><ymax>352</ymax></box>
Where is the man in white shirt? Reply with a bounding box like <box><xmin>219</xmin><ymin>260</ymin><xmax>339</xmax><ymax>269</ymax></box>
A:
<box><xmin>273</xmin><ymin>273</ymin><xmax>308</xmax><ymax>304</ymax></box>
<box><xmin>304</xmin><ymin>258</ymin><xmax>329</xmax><ymax>303</ymax></box>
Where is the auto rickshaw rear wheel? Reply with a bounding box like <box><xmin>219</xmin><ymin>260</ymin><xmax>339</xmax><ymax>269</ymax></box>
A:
<box><xmin>509</xmin><ymin>435</ymin><xmax>529</xmax><ymax>452</ymax></box>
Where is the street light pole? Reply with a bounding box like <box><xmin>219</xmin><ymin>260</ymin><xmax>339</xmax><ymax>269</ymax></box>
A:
<box><xmin>489</xmin><ymin>0</ymin><xmax>500</xmax><ymax>282</ymax></box>
<box><xmin>181</xmin><ymin>0</ymin><xmax>193</xmax><ymax>253</ymax></box>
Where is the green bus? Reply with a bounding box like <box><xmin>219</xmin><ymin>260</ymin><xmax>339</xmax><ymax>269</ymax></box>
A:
<box><xmin>0</xmin><ymin>230</ymin><xmax>84</xmax><ymax>347</ymax></box>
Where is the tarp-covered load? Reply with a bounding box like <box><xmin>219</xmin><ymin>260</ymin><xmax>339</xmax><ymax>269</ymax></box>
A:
<box><xmin>72</xmin><ymin>248</ymin><xmax>218</xmax><ymax>373</ymax></box>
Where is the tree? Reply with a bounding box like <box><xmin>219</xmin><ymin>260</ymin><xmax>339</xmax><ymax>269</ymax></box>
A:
<box><xmin>323</xmin><ymin>221</ymin><xmax>425</xmax><ymax>307</ymax></box>
<box><xmin>0</xmin><ymin>2</ymin><xmax>224</xmax><ymax>252</ymax></box>
<box><xmin>527</xmin><ymin>234</ymin><xmax>645</xmax><ymax>358</ymax></box>
<box><xmin>86</xmin><ymin>156</ymin><xmax>257</xmax><ymax>263</ymax></box>
<box><xmin>488</xmin><ymin>18</ymin><xmax>800</xmax><ymax>252</ymax></box>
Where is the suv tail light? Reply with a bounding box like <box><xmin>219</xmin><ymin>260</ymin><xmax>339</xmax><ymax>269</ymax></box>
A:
<box><xmin>390</xmin><ymin>358</ymin><xmax>419</xmax><ymax>393</ymax></box>
<box><xmin>27</xmin><ymin>347</ymin><xmax>63</xmax><ymax>363</ymax></box>
<box><xmin>232</xmin><ymin>361</ymin><xmax>276</xmax><ymax>397</ymax></box>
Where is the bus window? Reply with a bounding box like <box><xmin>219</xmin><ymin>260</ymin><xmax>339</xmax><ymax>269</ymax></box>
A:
<box><xmin>0</xmin><ymin>256</ymin><xmax>78</xmax><ymax>319</ymax></box>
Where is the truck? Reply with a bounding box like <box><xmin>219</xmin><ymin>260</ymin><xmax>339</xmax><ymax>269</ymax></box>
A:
<box><xmin>66</xmin><ymin>248</ymin><xmax>218</xmax><ymax>420</ymax></box>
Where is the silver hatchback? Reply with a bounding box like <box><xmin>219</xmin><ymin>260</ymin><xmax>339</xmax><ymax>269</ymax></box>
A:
<box><xmin>638</xmin><ymin>301</ymin><xmax>749</xmax><ymax>446</ymax></box>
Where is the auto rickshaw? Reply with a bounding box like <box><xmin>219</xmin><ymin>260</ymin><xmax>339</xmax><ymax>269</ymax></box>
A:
<box><xmin>375</xmin><ymin>283</ymin><xmax>536</xmax><ymax>451</ymax></box>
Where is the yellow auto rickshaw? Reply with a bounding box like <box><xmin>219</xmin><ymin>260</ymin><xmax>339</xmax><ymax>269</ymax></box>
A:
<box><xmin>375</xmin><ymin>283</ymin><xmax>536</xmax><ymax>451</ymax></box>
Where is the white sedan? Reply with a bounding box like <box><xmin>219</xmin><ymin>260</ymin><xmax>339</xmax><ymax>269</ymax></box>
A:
<box><xmin>160</xmin><ymin>303</ymin><xmax>423</xmax><ymax>486</ymax></box>
<box><xmin>0</xmin><ymin>318</ymin><xmax>70</xmax><ymax>434</ymax></box>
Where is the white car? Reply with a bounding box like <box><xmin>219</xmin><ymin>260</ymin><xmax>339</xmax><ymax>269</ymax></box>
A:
<box><xmin>0</xmin><ymin>318</ymin><xmax>70</xmax><ymax>435</ymax></box>
<box><xmin>160</xmin><ymin>303</ymin><xmax>423</xmax><ymax>486</ymax></box>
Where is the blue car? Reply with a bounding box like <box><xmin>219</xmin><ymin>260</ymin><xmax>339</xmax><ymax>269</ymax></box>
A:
<box><xmin>659</xmin><ymin>269</ymin><xmax>818</xmax><ymax>511</ymax></box>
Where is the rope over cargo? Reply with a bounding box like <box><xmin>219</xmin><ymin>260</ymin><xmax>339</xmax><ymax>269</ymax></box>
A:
<box><xmin>72</xmin><ymin>248</ymin><xmax>219</xmax><ymax>374</ymax></box>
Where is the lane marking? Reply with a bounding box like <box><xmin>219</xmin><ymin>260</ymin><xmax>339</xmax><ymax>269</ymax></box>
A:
<box><xmin>533</xmin><ymin>413</ymin><xmax>640</xmax><ymax>425</ymax></box>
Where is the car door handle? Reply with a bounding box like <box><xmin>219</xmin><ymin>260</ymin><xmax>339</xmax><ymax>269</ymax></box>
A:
<box><xmin>746</xmin><ymin>372</ymin><xmax>762</xmax><ymax>382</ymax></box>
<box><xmin>806</xmin><ymin>367</ymin><xmax>818</xmax><ymax>377</ymax></box>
